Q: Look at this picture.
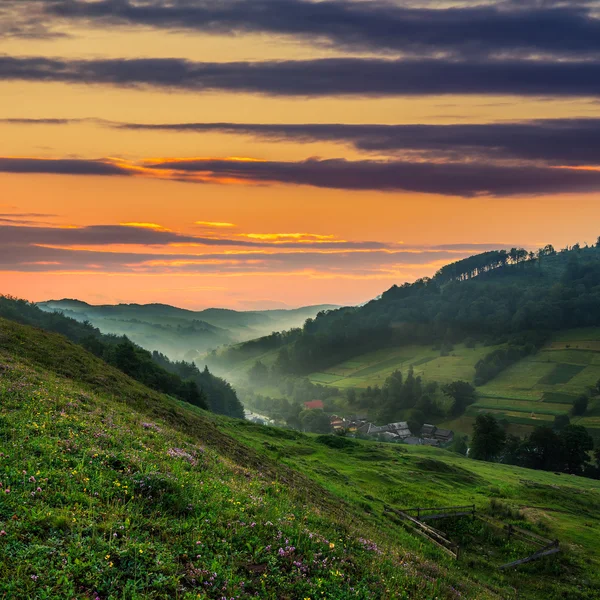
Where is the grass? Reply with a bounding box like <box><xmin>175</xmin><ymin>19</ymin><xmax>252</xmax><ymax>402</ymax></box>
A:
<box><xmin>306</xmin><ymin>344</ymin><xmax>500</xmax><ymax>389</ymax></box>
<box><xmin>219</xmin><ymin>421</ymin><xmax>600</xmax><ymax>600</ymax></box>
<box><xmin>0</xmin><ymin>318</ymin><xmax>495</xmax><ymax>600</ymax></box>
<box><xmin>2</xmin><ymin>320</ymin><xmax>600</xmax><ymax>598</ymax></box>
<box><xmin>538</xmin><ymin>364</ymin><xmax>586</xmax><ymax>385</ymax></box>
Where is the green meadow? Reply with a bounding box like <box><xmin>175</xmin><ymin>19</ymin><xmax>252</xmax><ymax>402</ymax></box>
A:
<box><xmin>1</xmin><ymin>318</ymin><xmax>599</xmax><ymax>599</ymax></box>
<box><xmin>307</xmin><ymin>343</ymin><xmax>498</xmax><ymax>389</ymax></box>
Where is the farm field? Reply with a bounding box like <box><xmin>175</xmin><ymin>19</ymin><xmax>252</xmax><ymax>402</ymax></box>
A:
<box><xmin>474</xmin><ymin>329</ymin><xmax>600</xmax><ymax>434</ymax></box>
<box><xmin>301</xmin><ymin>329</ymin><xmax>600</xmax><ymax>436</ymax></box>
<box><xmin>307</xmin><ymin>343</ymin><xmax>499</xmax><ymax>389</ymax></box>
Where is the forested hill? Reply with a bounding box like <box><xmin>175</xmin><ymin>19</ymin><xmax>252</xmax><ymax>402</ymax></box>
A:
<box><xmin>38</xmin><ymin>299</ymin><xmax>338</xmax><ymax>360</ymax></box>
<box><xmin>0</xmin><ymin>295</ymin><xmax>244</xmax><ymax>418</ymax></box>
<box><xmin>214</xmin><ymin>241</ymin><xmax>600</xmax><ymax>374</ymax></box>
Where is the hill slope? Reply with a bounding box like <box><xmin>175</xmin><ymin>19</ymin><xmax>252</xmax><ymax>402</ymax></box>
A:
<box><xmin>1</xmin><ymin>319</ymin><xmax>599</xmax><ymax>598</ymax></box>
<box><xmin>208</xmin><ymin>243</ymin><xmax>600</xmax><ymax>436</ymax></box>
<box><xmin>38</xmin><ymin>300</ymin><xmax>338</xmax><ymax>360</ymax></box>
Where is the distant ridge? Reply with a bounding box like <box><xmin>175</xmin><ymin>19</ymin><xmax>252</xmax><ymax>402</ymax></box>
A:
<box><xmin>38</xmin><ymin>299</ymin><xmax>339</xmax><ymax>360</ymax></box>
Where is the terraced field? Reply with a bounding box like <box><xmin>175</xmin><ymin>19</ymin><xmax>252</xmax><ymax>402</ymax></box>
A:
<box><xmin>307</xmin><ymin>343</ymin><xmax>498</xmax><ymax>389</ymax></box>
<box><xmin>301</xmin><ymin>329</ymin><xmax>600</xmax><ymax>436</ymax></box>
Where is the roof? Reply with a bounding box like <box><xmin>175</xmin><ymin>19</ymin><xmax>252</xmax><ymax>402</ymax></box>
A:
<box><xmin>421</xmin><ymin>424</ymin><xmax>437</xmax><ymax>435</ymax></box>
<box><xmin>303</xmin><ymin>400</ymin><xmax>324</xmax><ymax>410</ymax></box>
<box><xmin>422</xmin><ymin>438</ymin><xmax>441</xmax><ymax>447</ymax></box>
<box><xmin>404</xmin><ymin>437</ymin><xmax>422</xmax><ymax>445</ymax></box>
<box><xmin>434</xmin><ymin>429</ymin><xmax>454</xmax><ymax>440</ymax></box>
<box><xmin>368</xmin><ymin>425</ymin><xmax>391</xmax><ymax>434</ymax></box>
<box><xmin>394</xmin><ymin>428</ymin><xmax>412</xmax><ymax>439</ymax></box>
<box><xmin>388</xmin><ymin>421</ymin><xmax>409</xmax><ymax>430</ymax></box>
<box><xmin>380</xmin><ymin>431</ymin><xmax>399</xmax><ymax>440</ymax></box>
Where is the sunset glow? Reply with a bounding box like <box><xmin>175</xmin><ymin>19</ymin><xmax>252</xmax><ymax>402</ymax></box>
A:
<box><xmin>3</xmin><ymin>1</ymin><xmax>600</xmax><ymax>309</ymax></box>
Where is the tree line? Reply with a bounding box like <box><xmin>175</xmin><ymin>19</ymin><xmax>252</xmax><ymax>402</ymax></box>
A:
<box><xmin>221</xmin><ymin>242</ymin><xmax>600</xmax><ymax>382</ymax></box>
<box><xmin>0</xmin><ymin>296</ymin><xmax>244</xmax><ymax>418</ymax></box>
<box><xmin>470</xmin><ymin>413</ymin><xmax>599</xmax><ymax>479</ymax></box>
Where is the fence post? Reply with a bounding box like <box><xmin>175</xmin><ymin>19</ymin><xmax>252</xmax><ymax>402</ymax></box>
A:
<box><xmin>507</xmin><ymin>524</ymin><xmax>512</xmax><ymax>541</ymax></box>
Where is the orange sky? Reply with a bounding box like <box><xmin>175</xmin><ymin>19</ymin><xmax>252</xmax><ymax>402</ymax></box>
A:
<box><xmin>3</xmin><ymin>4</ymin><xmax>600</xmax><ymax>309</ymax></box>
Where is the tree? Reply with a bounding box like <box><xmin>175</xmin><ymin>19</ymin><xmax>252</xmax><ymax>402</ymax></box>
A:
<box><xmin>248</xmin><ymin>360</ymin><xmax>269</xmax><ymax>384</ymax></box>
<box><xmin>442</xmin><ymin>381</ymin><xmax>477</xmax><ymax>416</ymax></box>
<box><xmin>450</xmin><ymin>434</ymin><xmax>468</xmax><ymax>456</ymax></box>
<box><xmin>522</xmin><ymin>427</ymin><xmax>563</xmax><ymax>471</ymax></box>
<box><xmin>552</xmin><ymin>413</ymin><xmax>570</xmax><ymax>431</ymax></box>
<box><xmin>407</xmin><ymin>409</ymin><xmax>425</xmax><ymax>435</ymax></box>
<box><xmin>559</xmin><ymin>425</ymin><xmax>593</xmax><ymax>474</ymax></box>
<box><xmin>346</xmin><ymin>388</ymin><xmax>357</xmax><ymax>405</ymax></box>
<box><xmin>470</xmin><ymin>414</ymin><xmax>506</xmax><ymax>461</ymax></box>
<box><xmin>299</xmin><ymin>409</ymin><xmax>331</xmax><ymax>434</ymax></box>
<box><xmin>572</xmin><ymin>395</ymin><xmax>589</xmax><ymax>416</ymax></box>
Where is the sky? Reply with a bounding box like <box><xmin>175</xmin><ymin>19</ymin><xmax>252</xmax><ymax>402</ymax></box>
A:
<box><xmin>3</xmin><ymin>1</ymin><xmax>600</xmax><ymax>310</ymax></box>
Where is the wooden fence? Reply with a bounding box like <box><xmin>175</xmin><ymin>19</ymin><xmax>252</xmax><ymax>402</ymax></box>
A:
<box><xmin>384</xmin><ymin>505</ymin><xmax>462</xmax><ymax>559</ymax></box>
<box><xmin>385</xmin><ymin>505</ymin><xmax>560</xmax><ymax>569</ymax></box>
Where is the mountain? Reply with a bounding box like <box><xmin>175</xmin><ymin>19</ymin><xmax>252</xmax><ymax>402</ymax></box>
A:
<box><xmin>38</xmin><ymin>299</ymin><xmax>338</xmax><ymax>360</ymax></box>
<box><xmin>0</xmin><ymin>315</ymin><xmax>599</xmax><ymax>599</ymax></box>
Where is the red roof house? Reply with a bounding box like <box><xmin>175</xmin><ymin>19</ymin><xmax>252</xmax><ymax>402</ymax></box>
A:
<box><xmin>303</xmin><ymin>400</ymin><xmax>324</xmax><ymax>410</ymax></box>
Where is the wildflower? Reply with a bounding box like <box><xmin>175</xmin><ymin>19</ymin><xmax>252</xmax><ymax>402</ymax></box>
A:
<box><xmin>36</xmin><ymin>487</ymin><xmax>41</xmax><ymax>493</ymax></box>
<box><xmin>28</xmin><ymin>476</ymin><xmax>36</xmax><ymax>483</ymax></box>
<box><xmin>329</xmin><ymin>543</ymin><xmax>335</xmax><ymax>549</ymax></box>
<box><xmin>30</xmin><ymin>575</ymin><xmax>38</xmax><ymax>581</ymax></box>
<box><xmin>0</xmin><ymin>531</ymin><xmax>6</xmax><ymax>536</ymax></box>
<box><xmin>4</xmin><ymin>489</ymin><xmax>9</xmax><ymax>494</ymax></box>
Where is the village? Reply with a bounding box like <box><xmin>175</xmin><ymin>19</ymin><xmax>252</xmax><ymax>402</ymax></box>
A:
<box><xmin>302</xmin><ymin>400</ymin><xmax>455</xmax><ymax>447</ymax></box>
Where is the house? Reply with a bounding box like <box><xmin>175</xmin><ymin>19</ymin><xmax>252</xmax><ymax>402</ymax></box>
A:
<box><xmin>380</xmin><ymin>431</ymin><xmax>400</xmax><ymax>441</ymax></box>
<box><xmin>422</xmin><ymin>437</ymin><xmax>441</xmax><ymax>447</ymax></box>
<box><xmin>330</xmin><ymin>415</ymin><xmax>348</xmax><ymax>431</ymax></box>
<box><xmin>303</xmin><ymin>400</ymin><xmax>324</xmax><ymax>410</ymax></box>
<box><xmin>421</xmin><ymin>423</ymin><xmax>437</xmax><ymax>437</ymax></box>
<box><xmin>367</xmin><ymin>424</ymin><xmax>392</xmax><ymax>435</ymax></box>
<box><xmin>434</xmin><ymin>428</ymin><xmax>454</xmax><ymax>444</ymax></box>
<box><xmin>387</xmin><ymin>421</ymin><xmax>411</xmax><ymax>439</ymax></box>
<box><xmin>403</xmin><ymin>436</ymin><xmax>422</xmax><ymax>445</ymax></box>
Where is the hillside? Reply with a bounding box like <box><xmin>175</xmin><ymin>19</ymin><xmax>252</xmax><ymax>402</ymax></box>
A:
<box><xmin>1</xmin><ymin>319</ymin><xmax>600</xmax><ymax>598</ymax></box>
<box><xmin>208</xmin><ymin>243</ymin><xmax>600</xmax><ymax>438</ymax></box>
<box><xmin>38</xmin><ymin>300</ymin><xmax>338</xmax><ymax>360</ymax></box>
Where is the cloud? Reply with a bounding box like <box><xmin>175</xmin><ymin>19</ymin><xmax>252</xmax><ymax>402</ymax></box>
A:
<box><xmin>115</xmin><ymin>118</ymin><xmax>600</xmax><ymax>166</ymax></box>
<box><xmin>0</xmin><ymin>222</ymin><xmax>389</xmax><ymax>250</ymax></box>
<box><xmin>0</xmin><ymin>220</ymin><xmax>524</xmax><ymax>278</ymax></box>
<box><xmin>5</xmin><ymin>154</ymin><xmax>600</xmax><ymax>197</ymax></box>
<box><xmin>1</xmin><ymin>1</ymin><xmax>66</xmax><ymax>39</ymax></box>
<box><xmin>0</xmin><ymin>242</ymin><xmax>469</xmax><ymax>276</ymax></box>
<box><xmin>4</xmin><ymin>55</ymin><xmax>600</xmax><ymax>98</ymax></box>
<box><xmin>0</xmin><ymin>157</ymin><xmax>131</xmax><ymax>176</ymax></box>
<box><xmin>143</xmin><ymin>156</ymin><xmax>600</xmax><ymax>197</ymax></box>
<box><xmin>11</xmin><ymin>117</ymin><xmax>600</xmax><ymax>167</ymax></box>
<box><xmin>41</xmin><ymin>0</ymin><xmax>600</xmax><ymax>60</ymax></box>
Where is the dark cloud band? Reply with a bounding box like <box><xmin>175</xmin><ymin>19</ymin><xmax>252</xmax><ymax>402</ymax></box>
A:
<box><xmin>4</xmin><ymin>155</ymin><xmax>600</xmax><ymax>197</ymax></box>
<box><xmin>43</xmin><ymin>0</ymin><xmax>600</xmax><ymax>60</ymax></box>
<box><xmin>145</xmin><ymin>157</ymin><xmax>600</xmax><ymax>197</ymax></box>
<box><xmin>0</xmin><ymin>222</ymin><xmax>387</xmax><ymax>250</ymax></box>
<box><xmin>115</xmin><ymin>119</ymin><xmax>600</xmax><ymax>166</ymax></box>
<box><xmin>4</xmin><ymin>55</ymin><xmax>600</xmax><ymax>98</ymax></box>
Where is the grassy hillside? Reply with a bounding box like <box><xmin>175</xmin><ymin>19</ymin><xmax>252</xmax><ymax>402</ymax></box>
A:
<box><xmin>1</xmin><ymin>320</ymin><xmax>600</xmax><ymax>598</ymax></box>
<box><xmin>306</xmin><ymin>343</ymin><xmax>501</xmax><ymax>389</ymax></box>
